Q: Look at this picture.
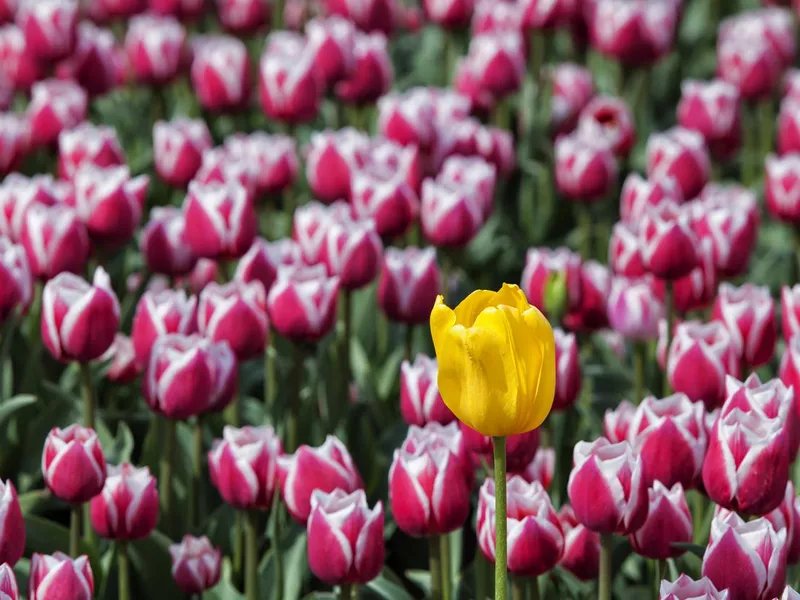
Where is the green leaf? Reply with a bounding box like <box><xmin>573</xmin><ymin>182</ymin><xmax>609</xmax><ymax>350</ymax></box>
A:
<box><xmin>203</xmin><ymin>558</ymin><xmax>245</xmax><ymax>600</ymax></box>
<box><xmin>261</xmin><ymin>522</ymin><xmax>309</xmax><ymax>600</ymax></box>
<box><xmin>17</xmin><ymin>489</ymin><xmax>58</xmax><ymax>516</ymax></box>
<box><xmin>671</xmin><ymin>542</ymin><xmax>706</xmax><ymax>559</ymax></box>
<box><xmin>103</xmin><ymin>421</ymin><xmax>135</xmax><ymax>466</ymax></box>
<box><xmin>0</xmin><ymin>394</ymin><xmax>37</xmax><ymax>426</ymax></box>
<box><xmin>128</xmin><ymin>532</ymin><xmax>182</xmax><ymax>599</ymax></box>
<box><xmin>364</xmin><ymin>572</ymin><xmax>415</xmax><ymax>600</ymax></box>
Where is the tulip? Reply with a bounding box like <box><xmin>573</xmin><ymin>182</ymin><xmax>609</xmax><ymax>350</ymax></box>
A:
<box><xmin>197</xmin><ymin>280</ymin><xmax>268</xmax><ymax>361</ymax></box>
<box><xmin>377</xmin><ymin>246</ymin><xmax>441</xmax><ymax>325</ymax></box>
<box><xmin>28</xmin><ymin>553</ymin><xmax>94</xmax><ymax>600</ymax></box>
<box><xmin>783</xmin><ymin>286</ymin><xmax>800</xmax><ymax>341</ymax></box>
<box><xmin>125</xmin><ymin>14</ymin><xmax>185</xmax><ymax>84</ymax></box>
<box><xmin>450</xmin><ymin>121</ymin><xmax>516</xmax><ymax>175</ymax></box>
<box><xmin>712</xmin><ymin>283</ymin><xmax>776</xmax><ymax>370</ymax></box>
<box><xmin>424</xmin><ymin>0</ymin><xmax>474</xmax><ymax>28</ymax></box>
<box><xmin>15</xmin><ymin>0</ymin><xmax>78</xmax><ymax>61</ymax></box>
<box><xmin>267</xmin><ymin>264</ymin><xmax>340</xmax><ymax>342</ymax></box>
<box><xmin>58</xmin><ymin>124</ymin><xmax>125</xmax><ymax>182</ymax></box>
<box><xmin>0</xmin><ymin>563</ymin><xmax>17</xmax><ymax>600</ymax></box>
<box><xmin>320</xmin><ymin>0</ymin><xmax>398</xmax><ymax>34</ymax></box>
<box><xmin>667</xmin><ymin>321</ymin><xmax>741</xmax><ymax>409</ymax></box>
<box><xmin>438</xmin><ymin>156</ymin><xmax>496</xmax><ymax>219</ymax></box>
<box><xmin>627</xmin><ymin>393</ymin><xmax>707</xmax><ymax>490</ymax></box>
<box><xmin>26</xmin><ymin>79</ymin><xmax>87</xmax><ymax>148</ymax></box>
<box><xmin>305</xmin><ymin>16</ymin><xmax>356</xmax><ymax>89</ymax></box>
<box><xmin>193</xmin><ymin>148</ymin><xmax>256</xmax><ymax>200</ymax></box>
<box><xmin>90</xmin><ymin>464</ymin><xmax>159</xmax><ymax>540</ymax></box>
<box><xmin>588</xmin><ymin>0</ymin><xmax>678</xmax><ymax>67</ymax></box>
<box><xmin>420</xmin><ymin>178</ymin><xmax>484</xmax><ymax>248</ymax></box>
<box><xmin>608</xmin><ymin>222</ymin><xmax>647</xmax><ymax>278</ymax></box>
<box><xmin>558</xmin><ymin>505</ymin><xmax>600</xmax><ymax>581</ymax></box>
<box><xmin>87</xmin><ymin>0</ymin><xmax>143</xmax><ymax>21</ymax></box>
<box><xmin>550</xmin><ymin>63</ymin><xmax>595</xmax><ymax>134</ymax></box>
<box><xmin>215</xmin><ymin>0</ymin><xmax>267</xmax><ymax>33</ymax></box>
<box><xmin>0</xmin><ymin>480</ymin><xmax>24</xmax><ymax>567</ymax></box>
<box><xmin>153</xmin><ymin>119</ymin><xmax>212</xmax><ymax>188</ymax></box>
<box><xmin>20</xmin><ymin>204</ymin><xmax>90</xmax><ymax>280</ymax></box>
<box><xmin>780</xmin><ymin>587</ymin><xmax>800</xmax><ymax>600</ymax></box>
<box><xmin>103</xmin><ymin>335</ymin><xmax>140</xmax><ymax>384</ymax></box>
<box><xmin>131</xmin><ymin>289</ymin><xmax>197</xmax><ymax>365</ymax></box>
<box><xmin>149</xmin><ymin>0</ymin><xmax>204</xmax><ymax>19</ymax></box>
<box><xmin>0</xmin><ymin>239</ymin><xmax>31</xmax><ymax>324</ymax></box>
<box><xmin>144</xmin><ymin>334</ymin><xmax>237</xmax><ymax>419</ymax></box>
<box><xmin>717</xmin><ymin>16</ymin><xmax>782</xmax><ymax>101</ymax></box>
<box><xmin>400</xmin><ymin>354</ymin><xmax>455</xmax><ymax>426</ymax></box>
<box><xmin>169</xmin><ymin>536</ymin><xmax>222</xmax><ymax>594</ymax></box>
<box><xmin>765</xmin><ymin>153</ymin><xmax>800</xmax><ymax>225</ymax></box>
<box><xmin>659</xmin><ymin>575</ymin><xmax>730</xmax><ymax>600</ymax></box>
<box><xmin>55</xmin><ymin>22</ymin><xmax>118</xmax><ymax>98</ymax></box>
<box><xmin>42</xmin><ymin>425</ymin><xmax>106</xmax><ymax>504</ymax></box>
<box><xmin>520</xmin><ymin>247</ymin><xmax>582</xmax><ymax>316</ymax></box>
<box><xmin>630</xmin><ymin>482</ymin><xmax>692</xmax><ymax>559</ymax></box>
<box><xmin>619</xmin><ymin>174</ymin><xmax>683</xmax><ymax>225</ymax></box>
<box><xmin>191</xmin><ymin>35</ymin><xmax>251</xmax><ymax>112</ymax></box>
<box><xmin>72</xmin><ymin>165</ymin><xmax>148</xmax><ymax>248</ymax></box>
<box><xmin>259</xmin><ymin>32</ymin><xmax>319</xmax><ymax>124</ymax></box>
<box><xmin>646</xmin><ymin>128</ymin><xmax>711</xmax><ymax>201</ymax></box>
<box><xmin>553</xmin><ymin>328</ymin><xmax>581</xmax><ymax>410</ymax></box>
<box><xmin>41</xmin><ymin>269</ymin><xmax>120</xmax><ymax>364</ymax></box>
<box><xmin>183</xmin><ymin>181</ymin><xmax>256</xmax><ymax>260</ymax></box>
<box><xmin>767</xmin><ymin>483</ymin><xmax>800</xmax><ymax>565</ymax></box>
<box><xmin>778</xmin><ymin>98</ymin><xmax>800</xmax><ymax>156</ymax></box>
<box><xmin>603</xmin><ymin>400</ymin><xmax>637</xmax><ymax>444</ymax></box>
<box><xmin>608</xmin><ymin>277</ymin><xmax>664</xmax><ymax>340</ymax></box>
<box><xmin>139</xmin><ymin>207</ymin><xmax>197</xmax><ymax>277</ymax></box>
<box><xmin>563</xmin><ymin>260</ymin><xmax>611</xmax><ymax>333</ymax></box>
<box><xmin>318</xmin><ymin>214</ymin><xmax>382</xmax><ymax>290</ymax></box>
<box><xmin>521</xmin><ymin>446</ymin><xmax>555</xmax><ymax>489</ymax></box>
<box><xmin>577</xmin><ymin>96</ymin><xmax>636</xmax><ymax>157</ymax></box>
<box><xmin>677</xmin><ymin>79</ymin><xmax>742</xmax><ymax>160</ymax></box>
<box><xmin>453</xmin><ymin>32</ymin><xmax>525</xmax><ymax>110</ymax></box>
<box><xmin>377</xmin><ymin>88</ymin><xmax>441</xmax><ymax>154</ymax></box>
<box><xmin>639</xmin><ymin>202</ymin><xmax>698</xmax><ymax>280</ymax></box>
<box><xmin>652</xmin><ymin>238</ymin><xmax>718</xmax><ymax>315</ymax></box>
<box><xmin>554</xmin><ymin>132</ymin><xmax>617</xmax><ymax>203</ymax></box>
<box><xmin>350</xmin><ymin>168</ymin><xmax>418</xmax><ymax>240</ymax></box>
<box><xmin>223</xmin><ymin>133</ymin><xmax>298</xmax><ymax>196</ymax></box>
<box><xmin>703</xmin><ymin>406</ymin><xmax>790</xmax><ymax>516</ymax></box>
<box><xmin>335</xmin><ymin>32</ymin><xmax>393</xmax><ymax>105</ymax></box>
<box><xmin>702</xmin><ymin>511</ymin><xmax>787</xmax><ymax>600</ymax></box>
<box><xmin>477</xmin><ymin>476</ymin><xmax>564</xmax><ymax>576</ymax></box>
<box><xmin>0</xmin><ymin>113</ymin><xmax>27</xmax><ymax>176</ymax></box>
<box><xmin>235</xmin><ymin>238</ymin><xmax>302</xmax><ymax>296</ymax></box>
<box><xmin>305</xmin><ymin>128</ymin><xmax>369</xmax><ymax>204</ymax></box>
<box><xmin>0</xmin><ymin>24</ymin><xmax>42</xmax><ymax>91</ymax></box>
<box><xmin>568</xmin><ymin>438</ymin><xmax>649</xmax><ymax>534</ymax></box>
<box><xmin>389</xmin><ymin>440</ymin><xmax>471</xmax><ymax>537</ymax></box>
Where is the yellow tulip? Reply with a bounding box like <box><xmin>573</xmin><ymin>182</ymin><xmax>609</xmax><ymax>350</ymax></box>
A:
<box><xmin>430</xmin><ymin>283</ymin><xmax>556</xmax><ymax>437</ymax></box>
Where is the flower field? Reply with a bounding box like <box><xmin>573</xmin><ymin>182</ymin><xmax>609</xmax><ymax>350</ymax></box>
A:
<box><xmin>2</xmin><ymin>0</ymin><xmax>800</xmax><ymax>599</ymax></box>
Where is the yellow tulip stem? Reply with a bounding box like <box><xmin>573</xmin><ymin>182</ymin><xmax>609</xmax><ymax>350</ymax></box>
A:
<box><xmin>493</xmin><ymin>436</ymin><xmax>507</xmax><ymax>600</ymax></box>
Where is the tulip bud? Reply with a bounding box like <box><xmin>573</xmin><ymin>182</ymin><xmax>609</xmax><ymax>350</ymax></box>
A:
<box><xmin>667</xmin><ymin>321</ymin><xmax>741</xmax><ymax>410</ymax></box>
<box><xmin>170</xmin><ymin>536</ymin><xmax>221</xmax><ymax>594</ymax></box>
<box><xmin>603</xmin><ymin>400</ymin><xmax>637</xmax><ymax>443</ymax></box>
<box><xmin>424</xmin><ymin>0</ymin><xmax>474</xmax><ymax>28</ymax></box>
<box><xmin>183</xmin><ymin>181</ymin><xmax>256</xmax><ymax>260</ymax></box>
<box><xmin>267</xmin><ymin>265</ymin><xmax>340</xmax><ymax>342</ymax></box>
<box><xmin>652</xmin><ymin>238</ymin><xmax>717</xmax><ymax>315</ymax></box>
<box><xmin>305</xmin><ymin>16</ymin><xmax>356</xmax><ymax>89</ymax></box>
<box><xmin>389</xmin><ymin>440</ymin><xmax>471</xmax><ymax>537</ymax></box>
<box><xmin>307</xmin><ymin>489</ymin><xmax>384</xmax><ymax>586</ymax></box>
<box><xmin>259</xmin><ymin>32</ymin><xmax>320</xmax><ymax>124</ymax></box>
<box><xmin>223</xmin><ymin>133</ymin><xmax>299</xmax><ymax>196</ymax></box>
<box><xmin>149</xmin><ymin>0</ymin><xmax>204</xmax><ymax>20</ymax></box>
<box><xmin>0</xmin><ymin>238</ymin><xmax>31</xmax><ymax>323</ymax></box>
<box><xmin>0</xmin><ymin>563</ymin><xmax>17</xmax><ymax>600</ymax></box>
<box><xmin>28</xmin><ymin>553</ymin><xmax>94</xmax><ymax>600</ymax></box>
<box><xmin>767</xmin><ymin>483</ymin><xmax>800</xmax><ymax>566</ymax></box>
<box><xmin>454</xmin><ymin>32</ymin><xmax>525</xmax><ymax>110</ymax></box>
<box><xmin>677</xmin><ymin>79</ymin><xmax>742</xmax><ymax>160</ymax></box>
<box><xmin>15</xmin><ymin>0</ymin><xmax>78</xmax><ymax>61</ymax></box>
<box><xmin>712</xmin><ymin>283</ymin><xmax>777</xmax><ymax>369</ymax></box>
<box><xmin>26</xmin><ymin>79</ymin><xmax>87</xmax><ymax>148</ymax></box>
<box><xmin>400</xmin><ymin>354</ymin><xmax>455</xmax><ymax>426</ymax></box>
<box><xmin>87</xmin><ymin>0</ymin><xmax>143</xmax><ymax>22</ymax></box>
<box><xmin>646</xmin><ymin>128</ymin><xmax>710</xmax><ymax>201</ymax></box>
<box><xmin>620</xmin><ymin>174</ymin><xmax>683</xmax><ymax>226</ymax></box>
<box><xmin>0</xmin><ymin>113</ymin><xmax>27</xmax><ymax>176</ymax></box>
<box><xmin>139</xmin><ymin>207</ymin><xmax>197</xmax><ymax>277</ymax></box>
<box><xmin>294</xmin><ymin>202</ymin><xmax>358</xmax><ymax>266</ymax></box>
<box><xmin>103</xmin><ymin>334</ymin><xmax>140</xmax><ymax>384</ymax></box>
<box><xmin>193</xmin><ymin>148</ymin><xmax>256</xmax><ymax>201</ymax></box>
<box><xmin>520</xmin><ymin>446</ymin><xmax>555</xmax><ymax>489</ymax></box>
<box><xmin>125</xmin><ymin>14</ymin><xmax>185</xmax><ymax>84</ymax></box>
<box><xmin>779</xmin><ymin>98</ymin><xmax>800</xmax><ymax>156</ymax></box>
<box><xmin>563</xmin><ymin>260</ymin><xmax>611</xmax><ymax>333</ymax></box>
<box><xmin>766</xmin><ymin>153</ymin><xmax>800</xmax><ymax>225</ymax></box>
<box><xmin>420</xmin><ymin>178</ymin><xmax>484</xmax><ymax>248</ymax></box>
<box><xmin>718</xmin><ymin>16</ymin><xmax>782</xmax><ymax>101</ymax></box>
<box><xmin>58</xmin><ymin>123</ymin><xmax>125</xmax><ymax>183</ymax></box>
<box><xmin>608</xmin><ymin>277</ymin><xmax>664</xmax><ymax>340</ymax></box>
<box><xmin>319</xmin><ymin>214</ymin><xmax>383</xmax><ymax>290</ymax></box>
<box><xmin>555</xmin><ymin>132</ymin><xmax>617</xmax><ymax>203</ymax></box>
<box><xmin>197</xmin><ymin>280</ymin><xmax>268</xmax><ymax>361</ymax></box>
<box><xmin>521</xmin><ymin>247</ymin><xmax>582</xmax><ymax>316</ymax></box>
<box><xmin>191</xmin><ymin>35</ymin><xmax>251</xmax><ymax>112</ymax></box>
<box><xmin>608</xmin><ymin>222</ymin><xmax>647</xmax><ymax>278</ymax></box>
<box><xmin>640</xmin><ymin>202</ymin><xmax>698</xmax><ymax>280</ymax></box>
<box><xmin>577</xmin><ymin>96</ymin><xmax>636</xmax><ymax>157</ymax></box>
<box><xmin>0</xmin><ymin>24</ymin><xmax>42</xmax><ymax>92</ymax></box>
<box><xmin>90</xmin><ymin>463</ymin><xmax>158</xmax><ymax>540</ymax></box>
<box><xmin>131</xmin><ymin>289</ymin><xmax>197</xmax><ymax>365</ymax></box>
<box><xmin>72</xmin><ymin>165</ymin><xmax>148</xmax><ymax>248</ymax></box>
<box><xmin>628</xmin><ymin>393</ymin><xmax>707</xmax><ymax>490</ymax></box>
<box><xmin>702</xmin><ymin>511</ymin><xmax>788</xmax><ymax>600</ymax></box>
<box><xmin>630</xmin><ymin>482</ymin><xmax>693</xmax><ymax>559</ymax></box>
<box><xmin>215</xmin><ymin>0</ymin><xmax>267</xmax><ymax>34</ymax></box>
<box><xmin>558</xmin><ymin>505</ymin><xmax>600</xmax><ymax>581</ymax></box>
<box><xmin>153</xmin><ymin>119</ymin><xmax>212</xmax><ymax>188</ymax></box>
<box><xmin>553</xmin><ymin>328</ymin><xmax>581</xmax><ymax>410</ymax></box>
<box><xmin>0</xmin><ymin>480</ymin><xmax>24</xmax><ymax>567</ymax></box>
<box><xmin>20</xmin><ymin>204</ymin><xmax>90</xmax><ymax>280</ymax></box>
<box><xmin>42</xmin><ymin>425</ymin><xmax>106</xmax><ymax>504</ymax></box>
<box><xmin>42</xmin><ymin>269</ymin><xmax>120</xmax><ymax>363</ymax></box>
<box><xmin>550</xmin><ymin>63</ymin><xmax>594</xmax><ymax>134</ymax></box>
<box><xmin>659</xmin><ymin>574</ymin><xmax>730</xmax><ymax>600</ymax></box>
<box><xmin>145</xmin><ymin>334</ymin><xmax>237</xmax><ymax>418</ymax></box>
<box><xmin>278</xmin><ymin>435</ymin><xmax>362</xmax><ymax>525</ymax></box>
<box><xmin>208</xmin><ymin>425</ymin><xmax>282</xmax><ymax>510</ymax></box>
<box><xmin>567</xmin><ymin>438</ymin><xmax>648</xmax><ymax>534</ymax></box>
<box><xmin>335</xmin><ymin>32</ymin><xmax>393</xmax><ymax>105</ymax></box>
<box><xmin>235</xmin><ymin>238</ymin><xmax>302</xmax><ymax>296</ymax></box>
<box><xmin>782</xmin><ymin>285</ymin><xmax>800</xmax><ymax>341</ymax></box>
<box><xmin>306</xmin><ymin>128</ymin><xmax>369</xmax><ymax>204</ymax></box>
<box><xmin>377</xmin><ymin>246</ymin><xmax>441</xmax><ymax>325</ymax></box>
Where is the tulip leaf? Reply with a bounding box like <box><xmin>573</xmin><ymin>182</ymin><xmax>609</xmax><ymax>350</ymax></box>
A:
<box><xmin>128</xmin><ymin>531</ymin><xmax>182</xmax><ymax>598</ymax></box>
<box><xmin>203</xmin><ymin>558</ymin><xmax>245</xmax><ymax>600</ymax></box>
<box><xmin>671</xmin><ymin>542</ymin><xmax>707</xmax><ymax>559</ymax></box>
<box><xmin>103</xmin><ymin>421</ymin><xmax>135</xmax><ymax>466</ymax></box>
<box><xmin>0</xmin><ymin>394</ymin><xmax>37</xmax><ymax>426</ymax></box>
<box><xmin>364</xmin><ymin>571</ymin><xmax>415</xmax><ymax>600</ymax></box>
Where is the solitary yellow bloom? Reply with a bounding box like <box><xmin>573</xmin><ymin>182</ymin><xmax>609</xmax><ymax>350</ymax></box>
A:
<box><xmin>430</xmin><ymin>283</ymin><xmax>556</xmax><ymax>437</ymax></box>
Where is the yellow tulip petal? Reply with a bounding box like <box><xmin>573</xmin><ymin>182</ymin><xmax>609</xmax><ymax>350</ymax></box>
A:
<box><xmin>453</xmin><ymin>289</ymin><xmax>496</xmax><ymax>327</ymax></box>
<box><xmin>522</xmin><ymin>306</ymin><xmax>557</xmax><ymax>430</ymax></box>
<box><xmin>492</xmin><ymin>283</ymin><xmax>531</xmax><ymax>313</ymax></box>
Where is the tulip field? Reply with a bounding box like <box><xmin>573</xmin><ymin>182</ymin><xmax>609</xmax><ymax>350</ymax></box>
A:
<box><xmin>8</xmin><ymin>0</ymin><xmax>800</xmax><ymax>599</ymax></box>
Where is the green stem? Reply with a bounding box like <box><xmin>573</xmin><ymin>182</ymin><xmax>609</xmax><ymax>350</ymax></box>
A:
<box><xmin>599</xmin><ymin>534</ymin><xmax>613</xmax><ymax>600</ymax></box>
<box><xmin>578</xmin><ymin>205</ymin><xmax>592</xmax><ymax>260</ymax></box>
<box><xmin>339</xmin><ymin>584</ymin><xmax>353</xmax><ymax>600</ymax></box>
<box><xmin>188</xmin><ymin>417</ymin><xmax>203</xmax><ymax>532</ymax></box>
<box><xmin>244</xmin><ymin>511</ymin><xmax>259</xmax><ymax>600</ymax></box>
<box><xmin>634</xmin><ymin>342</ymin><xmax>645</xmax><ymax>404</ymax></box>
<box><xmin>758</xmin><ymin>97</ymin><xmax>774</xmax><ymax>164</ymax></box>
<box><xmin>70</xmin><ymin>504</ymin><xmax>80</xmax><ymax>558</ymax></box>
<box><xmin>233</xmin><ymin>512</ymin><xmax>243</xmax><ymax>590</ymax></box>
<box><xmin>288</xmin><ymin>343</ymin><xmax>304</xmax><ymax>452</ymax></box>
<box><xmin>343</xmin><ymin>289</ymin><xmax>352</xmax><ymax>391</ymax></box>
<box><xmin>441</xmin><ymin>534</ymin><xmax>452</xmax><ymax>600</ymax></box>
<box><xmin>118</xmin><ymin>542</ymin><xmax>130</xmax><ymax>600</ymax></box>
<box><xmin>493</xmin><ymin>437</ymin><xmax>507</xmax><ymax>600</ymax></box>
<box><xmin>511</xmin><ymin>578</ymin><xmax>526</xmax><ymax>600</ymax></box>
<box><xmin>405</xmin><ymin>325</ymin><xmax>414</xmax><ymax>362</ymax></box>
<box><xmin>265</xmin><ymin>335</ymin><xmax>277</xmax><ymax>415</ymax></box>
<box><xmin>475</xmin><ymin>545</ymin><xmax>490</xmax><ymax>600</ymax></box>
<box><xmin>743</xmin><ymin>103</ymin><xmax>757</xmax><ymax>188</ymax></box>
<box><xmin>529</xmin><ymin>578</ymin><xmax>540</xmax><ymax>600</ymax></box>
<box><xmin>273</xmin><ymin>492</ymin><xmax>284</xmax><ymax>600</ymax></box>
<box><xmin>430</xmin><ymin>535</ymin><xmax>443</xmax><ymax>600</ymax></box>
<box><xmin>692</xmin><ymin>491</ymin><xmax>707</xmax><ymax>544</ymax></box>
<box><xmin>663</xmin><ymin>281</ymin><xmax>673</xmax><ymax>397</ymax></box>
<box><xmin>160</xmin><ymin>418</ymin><xmax>176</xmax><ymax>538</ymax></box>
<box><xmin>273</xmin><ymin>0</ymin><xmax>284</xmax><ymax>30</ymax></box>
<box><xmin>629</xmin><ymin>69</ymin><xmax>649</xmax><ymax>140</ymax></box>
<box><xmin>79</xmin><ymin>362</ymin><xmax>95</xmax><ymax>430</ymax></box>
<box><xmin>653</xmin><ymin>559</ymin><xmax>666</xmax><ymax>600</ymax></box>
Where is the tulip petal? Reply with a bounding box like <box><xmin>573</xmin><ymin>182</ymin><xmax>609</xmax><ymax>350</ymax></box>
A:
<box><xmin>452</xmin><ymin>290</ymin><xmax>495</xmax><ymax>327</ymax></box>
